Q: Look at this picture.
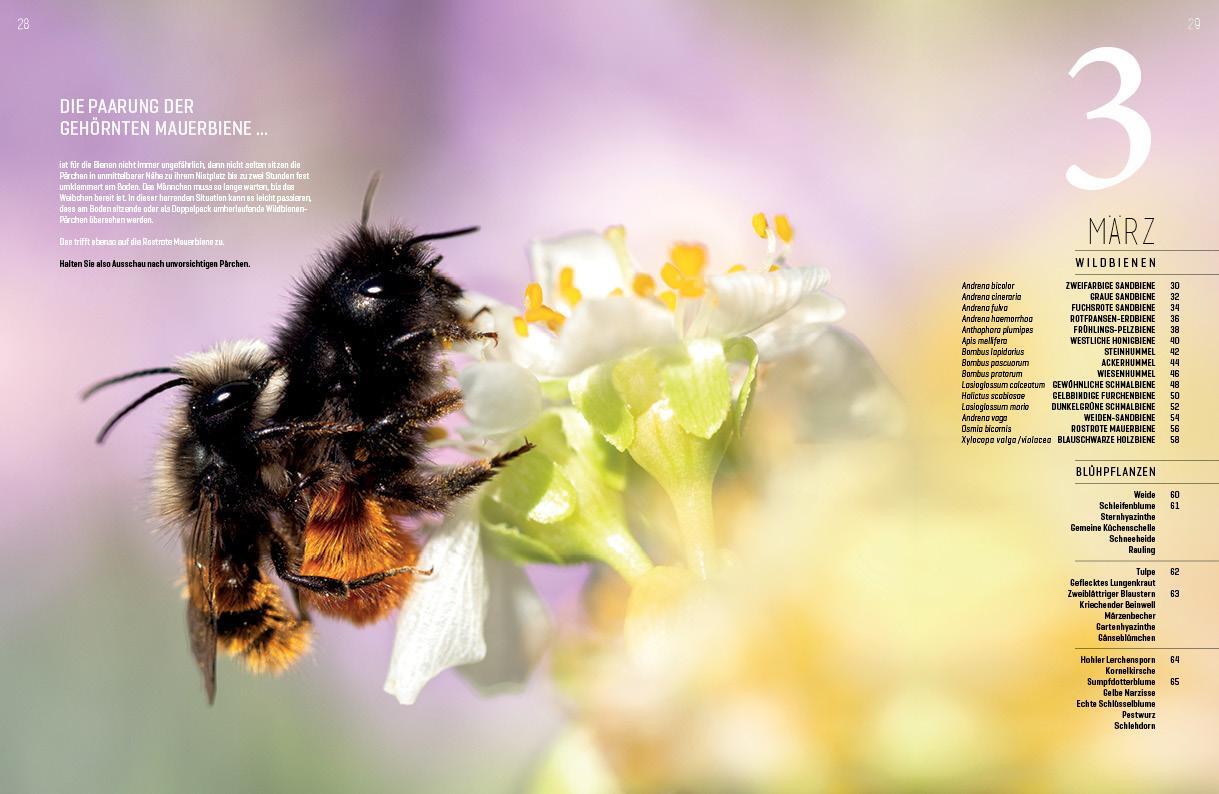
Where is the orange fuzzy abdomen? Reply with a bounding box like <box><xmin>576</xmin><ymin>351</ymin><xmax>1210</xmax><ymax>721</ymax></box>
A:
<box><xmin>186</xmin><ymin>560</ymin><xmax>311</xmax><ymax>674</ymax></box>
<box><xmin>300</xmin><ymin>484</ymin><xmax>420</xmax><ymax>625</ymax></box>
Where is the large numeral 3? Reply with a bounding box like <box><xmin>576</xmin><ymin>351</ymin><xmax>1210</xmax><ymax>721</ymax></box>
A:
<box><xmin>1066</xmin><ymin>47</ymin><xmax>1150</xmax><ymax>191</ymax></box>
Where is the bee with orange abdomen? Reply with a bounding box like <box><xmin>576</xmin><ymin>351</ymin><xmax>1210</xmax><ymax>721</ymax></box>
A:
<box><xmin>85</xmin><ymin>340</ymin><xmax>423</xmax><ymax>702</ymax></box>
<box><xmin>271</xmin><ymin>175</ymin><xmax>531</xmax><ymax>625</ymax></box>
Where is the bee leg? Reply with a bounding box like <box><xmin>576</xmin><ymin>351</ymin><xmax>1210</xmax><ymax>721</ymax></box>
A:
<box><xmin>375</xmin><ymin>442</ymin><xmax>535</xmax><ymax>511</ymax></box>
<box><xmin>269</xmin><ymin>540</ymin><xmax>350</xmax><ymax>597</ymax></box>
<box><xmin>269</xmin><ymin>536</ymin><xmax>420</xmax><ymax>597</ymax></box>
<box><xmin>250</xmin><ymin>420</ymin><xmax>364</xmax><ymax>444</ymax></box>
<box><xmin>348</xmin><ymin>564</ymin><xmax>433</xmax><ymax>590</ymax></box>
<box><xmin>388</xmin><ymin>323</ymin><xmax>496</xmax><ymax>354</ymax></box>
<box><xmin>365</xmin><ymin>389</ymin><xmax>464</xmax><ymax>440</ymax></box>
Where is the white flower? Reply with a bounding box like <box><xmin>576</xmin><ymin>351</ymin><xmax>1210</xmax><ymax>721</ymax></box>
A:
<box><xmin>383</xmin><ymin>499</ymin><xmax>550</xmax><ymax>705</ymax></box>
<box><xmin>447</xmin><ymin>215</ymin><xmax>844</xmax><ymax>452</ymax></box>
<box><xmin>461</xmin><ymin>216</ymin><xmax>841</xmax><ymax>383</ymax></box>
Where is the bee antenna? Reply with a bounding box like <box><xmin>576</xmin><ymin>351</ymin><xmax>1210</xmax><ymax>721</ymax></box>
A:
<box><xmin>95</xmin><ymin>378</ymin><xmax>191</xmax><ymax>445</ymax></box>
<box><xmin>81</xmin><ymin>367</ymin><xmax>180</xmax><ymax>400</ymax></box>
<box><xmin>361</xmin><ymin>171</ymin><xmax>382</xmax><ymax>229</ymax></box>
<box><xmin>407</xmin><ymin>226</ymin><xmax>481</xmax><ymax>247</ymax></box>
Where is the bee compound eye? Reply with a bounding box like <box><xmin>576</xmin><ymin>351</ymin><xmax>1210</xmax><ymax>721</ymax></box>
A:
<box><xmin>202</xmin><ymin>380</ymin><xmax>257</xmax><ymax>417</ymax></box>
<box><xmin>358</xmin><ymin>274</ymin><xmax>390</xmax><ymax>297</ymax></box>
<box><xmin>357</xmin><ymin>272</ymin><xmax>419</xmax><ymax>300</ymax></box>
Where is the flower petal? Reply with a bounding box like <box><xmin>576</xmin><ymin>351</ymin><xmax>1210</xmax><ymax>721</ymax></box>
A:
<box><xmin>748</xmin><ymin>292</ymin><xmax>846</xmax><ymax>360</ymax></box>
<box><xmin>458</xmin><ymin>293</ymin><xmax>559</xmax><ymax>372</ymax></box>
<box><xmin>548</xmin><ymin>297</ymin><xmax>679</xmax><ymax>377</ymax></box>
<box><xmin>383</xmin><ymin>502</ymin><xmax>488</xmax><ymax>705</ymax></box>
<box><xmin>765</xmin><ymin>326</ymin><xmax>906</xmax><ymax>440</ymax></box>
<box><xmin>530</xmin><ymin>231</ymin><xmax>628</xmax><ymax>308</ymax></box>
<box><xmin>458</xmin><ymin>361</ymin><xmax>543</xmax><ymax>437</ymax></box>
<box><xmin>457</xmin><ymin>553</ymin><xmax>552</xmax><ymax>693</ymax></box>
<box><xmin>695</xmin><ymin>267</ymin><xmax>830</xmax><ymax>340</ymax></box>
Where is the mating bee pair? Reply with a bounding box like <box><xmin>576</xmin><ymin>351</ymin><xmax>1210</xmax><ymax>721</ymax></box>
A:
<box><xmin>85</xmin><ymin>176</ymin><xmax>529</xmax><ymax>703</ymax></box>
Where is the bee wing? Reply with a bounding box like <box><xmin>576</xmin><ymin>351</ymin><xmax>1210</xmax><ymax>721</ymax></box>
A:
<box><xmin>185</xmin><ymin>493</ymin><xmax>220</xmax><ymax>704</ymax></box>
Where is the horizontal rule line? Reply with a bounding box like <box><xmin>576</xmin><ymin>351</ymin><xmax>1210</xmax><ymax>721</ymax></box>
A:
<box><xmin>1075</xmin><ymin>482</ymin><xmax>1219</xmax><ymax>485</ymax></box>
<box><xmin>1075</xmin><ymin>647</ymin><xmax>1219</xmax><ymax>650</ymax></box>
<box><xmin>1073</xmin><ymin>249</ymin><xmax>1219</xmax><ymax>252</ymax></box>
<box><xmin>1075</xmin><ymin>459</ymin><xmax>1219</xmax><ymax>462</ymax></box>
<box><xmin>1075</xmin><ymin>560</ymin><xmax>1219</xmax><ymax>562</ymax></box>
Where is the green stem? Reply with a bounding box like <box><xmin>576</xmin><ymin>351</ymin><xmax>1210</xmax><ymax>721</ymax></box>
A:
<box><xmin>599</xmin><ymin>529</ymin><xmax>655</xmax><ymax>585</ymax></box>
<box><xmin>669</xmin><ymin>481</ymin><xmax>717</xmax><ymax>579</ymax></box>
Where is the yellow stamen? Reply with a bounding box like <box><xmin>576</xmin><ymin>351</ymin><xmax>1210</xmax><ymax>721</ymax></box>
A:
<box><xmin>774</xmin><ymin>214</ymin><xmax>793</xmax><ymax>243</ymax></box>
<box><xmin>423</xmin><ymin>426</ymin><xmax>449</xmax><ymax>442</ymax></box>
<box><xmin>727</xmin><ymin>264</ymin><xmax>747</xmax><ymax>273</ymax></box>
<box><xmin>668</xmin><ymin>243</ymin><xmax>707</xmax><ymax>277</ymax></box>
<box><xmin>661</xmin><ymin>244</ymin><xmax>708</xmax><ymax>298</ymax></box>
<box><xmin>658</xmin><ymin>291</ymin><xmax>677</xmax><ymax>311</ymax></box>
<box><xmin>513</xmin><ymin>316</ymin><xmax>529</xmax><ymax>337</ymax></box>
<box><xmin>609</xmin><ymin>287</ymin><xmax>624</xmax><ymax>296</ymax></box>
<box><xmin>632</xmin><ymin>273</ymin><xmax>655</xmax><ymax>297</ymax></box>
<box><xmin>525</xmin><ymin>282</ymin><xmax>543</xmax><ymax>310</ymax></box>
<box><xmin>768</xmin><ymin>264</ymin><xmax>781</xmax><ymax>272</ymax></box>
<box><xmin>525</xmin><ymin>304</ymin><xmax>566</xmax><ymax>331</ymax></box>
<box><xmin>660</xmin><ymin>262</ymin><xmax>683</xmax><ymax>290</ymax></box>
<box><xmin>552</xmin><ymin>267</ymin><xmax>582</xmax><ymax>306</ymax></box>
<box><xmin>524</xmin><ymin>305</ymin><xmax>557</xmax><ymax>323</ymax></box>
<box><xmin>751</xmin><ymin>212</ymin><xmax>769</xmax><ymax>238</ymax></box>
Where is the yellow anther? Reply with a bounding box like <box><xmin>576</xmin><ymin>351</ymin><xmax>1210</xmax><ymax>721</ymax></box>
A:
<box><xmin>668</xmin><ymin>243</ymin><xmax>707</xmax><ymax>277</ymax></box>
<box><xmin>560</xmin><ymin>284</ymin><xmax>583</xmax><ymax>306</ymax></box>
<box><xmin>678</xmin><ymin>280</ymin><xmax>704</xmax><ymax>298</ymax></box>
<box><xmin>423</xmin><ymin>426</ymin><xmax>449</xmax><ymax>442</ymax></box>
<box><xmin>660</xmin><ymin>262</ymin><xmax>683</xmax><ymax>290</ymax></box>
<box><xmin>751</xmin><ymin>212</ymin><xmax>769</xmax><ymax>238</ymax></box>
<box><xmin>525</xmin><ymin>282</ymin><xmax>543</xmax><ymax>310</ymax></box>
<box><xmin>727</xmin><ymin>264</ymin><xmax>747</xmax><ymax>273</ymax></box>
<box><xmin>768</xmin><ymin>263</ymin><xmax>781</xmax><ymax>272</ymax></box>
<box><xmin>609</xmin><ymin>287</ymin><xmax>624</xmax><ymax>296</ymax></box>
<box><xmin>632</xmin><ymin>273</ymin><xmax>655</xmax><ymax>297</ymax></box>
<box><xmin>525</xmin><ymin>304</ymin><xmax>566</xmax><ymax>331</ymax></box>
<box><xmin>774</xmin><ymin>214</ymin><xmax>793</xmax><ymax>243</ymax></box>
<box><xmin>658</xmin><ymin>291</ymin><xmax>677</xmax><ymax>311</ymax></box>
<box><xmin>513</xmin><ymin>315</ymin><xmax>529</xmax><ymax>337</ymax></box>
<box><xmin>552</xmin><ymin>267</ymin><xmax>582</xmax><ymax>306</ymax></box>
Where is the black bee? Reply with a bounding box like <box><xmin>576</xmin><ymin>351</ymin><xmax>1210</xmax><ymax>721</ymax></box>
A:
<box><xmin>270</xmin><ymin>175</ymin><xmax>531</xmax><ymax>625</ymax></box>
<box><xmin>84</xmin><ymin>340</ymin><xmax>422</xmax><ymax>702</ymax></box>
<box><xmin>87</xmin><ymin>175</ymin><xmax>531</xmax><ymax>699</ymax></box>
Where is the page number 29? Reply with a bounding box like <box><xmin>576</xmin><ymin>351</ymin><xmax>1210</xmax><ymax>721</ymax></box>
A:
<box><xmin>16</xmin><ymin>17</ymin><xmax>29</xmax><ymax>30</ymax></box>
<box><xmin>1066</xmin><ymin>47</ymin><xmax>1150</xmax><ymax>191</ymax></box>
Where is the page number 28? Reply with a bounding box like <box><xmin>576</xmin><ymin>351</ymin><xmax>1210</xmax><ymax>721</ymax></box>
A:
<box><xmin>1066</xmin><ymin>47</ymin><xmax>1150</xmax><ymax>191</ymax></box>
<box><xmin>16</xmin><ymin>17</ymin><xmax>29</xmax><ymax>30</ymax></box>
<box><xmin>1188</xmin><ymin>17</ymin><xmax>1201</xmax><ymax>30</ymax></box>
